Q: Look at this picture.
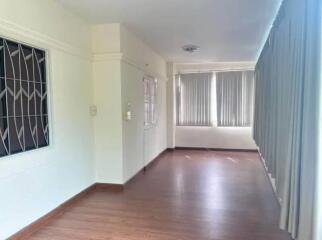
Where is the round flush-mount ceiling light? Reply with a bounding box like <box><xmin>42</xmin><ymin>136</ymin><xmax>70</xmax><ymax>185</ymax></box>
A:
<box><xmin>182</xmin><ymin>44</ymin><xmax>200</xmax><ymax>53</ymax></box>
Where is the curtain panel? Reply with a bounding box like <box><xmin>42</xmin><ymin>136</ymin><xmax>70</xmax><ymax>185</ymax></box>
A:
<box><xmin>253</xmin><ymin>0</ymin><xmax>321</xmax><ymax>239</ymax></box>
<box><xmin>176</xmin><ymin>72</ymin><xmax>212</xmax><ymax>126</ymax></box>
<box><xmin>216</xmin><ymin>71</ymin><xmax>254</xmax><ymax>127</ymax></box>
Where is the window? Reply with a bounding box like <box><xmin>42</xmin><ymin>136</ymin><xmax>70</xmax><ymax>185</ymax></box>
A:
<box><xmin>143</xmin><ymin>76</ymin><xmax>157</xmax><ymax>126</ymax></box>
<box><xmin>176</xmin><ymin>72</ymin><xmax>213</xmax><ymax>126</ymax></box>
<box><xmin>0</xmin><ymin>37</ymin><xmax>49</xmax><ymax>157</ymax></box>
<box><xmin>216</xmin><ymin>71</ymin><xmax>254</xmax><ymax>127</ymax></box>
<box><xmin>176</xmin><ymin>71</ymin><xmax>254</xmax><ymax>127</ymax></box>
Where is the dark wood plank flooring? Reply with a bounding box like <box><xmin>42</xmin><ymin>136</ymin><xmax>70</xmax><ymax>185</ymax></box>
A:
<box><xmin>27</xmin><ymin>150</ymin><xmax>291</xmax><ymax>240</ymax></box>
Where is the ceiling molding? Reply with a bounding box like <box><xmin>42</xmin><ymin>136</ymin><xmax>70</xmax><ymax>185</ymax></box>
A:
<box><xmin>0</xmin><ymin>18</ymin><xmax>90</xmax><ymax>60</ymax></box>
<box><xmin>91</xmin><ymin>52</ymin><xmax>124</xmax><ymax>62</ymax></box>
<box><xmin>175</xmin><ymin>61</ymin><xmax>256</xmax><ymax>74</ymax></box>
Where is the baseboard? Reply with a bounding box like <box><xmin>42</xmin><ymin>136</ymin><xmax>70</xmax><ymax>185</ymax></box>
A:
<box><xmin>125</xmin><ymin>148</ymin><xmax>169</xmax><ymax>185</ymax></box>
<box><xmin>8</xmin><ymin>182</ymin><xmax>128</xmax><ymax>240</ymax></box>
<box><xmin>257</xmin><ymin>151</ymin><xmax>282</xmax><ymax>207</ymax></box>
<box><xmin>8</xmin><ymin>149</ymin><xmax>175</xmax><ymax>239</ymax></box>
<box><xmin>95</xmin><ymin>183</ymin><xmax>124</xmax><ymax>192</ymax></box>
<box><xmin>145</xmin><ymin>148</ymin><xmax>169</xmax><ymax>170</ymax></box>
<box><xmin>174</xmin><ymin>147</ymin><xmax>258</xmax><ymax>152</ymax></box>
<box><xmin>8</xmin><ymin>183</ymin><xmax>97</xmax><ymax>240</ymax></box>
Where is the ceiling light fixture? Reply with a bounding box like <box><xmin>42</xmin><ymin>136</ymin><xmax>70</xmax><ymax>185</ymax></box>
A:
<box><xmin>182</xmin><ymin>44</ymin><xmax>200</xmax><ymax>53</ymax></box>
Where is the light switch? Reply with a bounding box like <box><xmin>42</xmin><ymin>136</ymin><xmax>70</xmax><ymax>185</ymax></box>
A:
<box><xmin>90</xmin><ymin>105</ymin><xmax>97</xmax><ymax>116</ymax></box>
<box><xmin>125</xmin><ymin>102</ymin><xmax>132</xmax><ymax>121</ymax></box>
<box><xmin>126</xmin><ymin>110</ymin><xmax>132</xmax><ymax>121</ymax></box>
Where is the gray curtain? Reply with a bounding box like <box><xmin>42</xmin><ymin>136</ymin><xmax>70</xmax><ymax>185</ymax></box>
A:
<box><xmin>177</xmin><ymin>72</ymin><xmax>212</xmax><ymax>126</ymax></box>
<box><xmin>253</xmin><ymin>0</ymin><xmax>321</xmax><ymax>239</ymax></box>
<box><xmin>216</xmin><ymin>71</ymin><xmax>254</xmax><ymax>127</ymax></box>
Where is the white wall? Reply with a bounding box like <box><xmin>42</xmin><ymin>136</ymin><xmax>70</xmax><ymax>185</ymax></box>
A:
<box><xmin>120</xmin><ymin>25</ymin><xmax>166</xmax><ymax>77</ymax></box>
<box><xmin>92</xmin><ymin>24</ymin><xmax>168</xmax><ymax>184</ymax></box>
<box><xmin>176</xmin><ymin>126</ymin><xmax>256</xmax><ymax>150</ymax></box>
<box><xmin>92</xmin><ymin>24</ymin><xmax>124</xmax><ymax>184</ymax></box>
<box><xmin>0</xmin><ymin>0</ymin><xmax>94</xmax><ymax>238</ymax></box>
<box><xmin>120</xmin><ymin>25</ymin><xmax>167</xmax><ymax>182</ymax></box>
<box><xmin>92</xmin><ymin>24</ymin><xmax>121</xmax><ymax>54</ymax></box>
<box><xmin>0</xmin><ymin>0</ymin><xmax>90</xmax><ymax>52</ymax></box>
<box><xmin>173</xmin><ymin>62</ymin><xmax>257</xmax><ymax>150</ymax></box>
<box><xmin>121</xmin><ymin>62</ymin><xmax>145</xmax><ymax>181</ymax></box>
<box><xmin>92</xmin><ymin>59</ymin><xmax>123</xmax><ymax>184</ymax></box>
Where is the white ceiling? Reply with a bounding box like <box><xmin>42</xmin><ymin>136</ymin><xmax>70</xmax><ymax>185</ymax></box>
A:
<box><xmin>57</xmin><ymin>0</ymin><xmax>281</xmax><ymax>63</ymax></box>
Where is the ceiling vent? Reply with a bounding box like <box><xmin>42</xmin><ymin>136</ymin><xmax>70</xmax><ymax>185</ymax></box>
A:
<box><xmin>182</xmin><ymin>44</ymin><xmax>200</xmax><ymax>53</ymax></box>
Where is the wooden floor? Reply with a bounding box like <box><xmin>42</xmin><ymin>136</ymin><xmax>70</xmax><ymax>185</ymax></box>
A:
<box><xmin>27</xmin><ymin>150</ymin><xmax>291</xmax><ymax>240</ymax></box>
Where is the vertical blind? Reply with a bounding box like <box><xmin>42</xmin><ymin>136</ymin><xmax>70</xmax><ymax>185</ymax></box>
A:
<box><xmin>253</xmin><ymin>0</ymin><xmax>321</xmax><ymax>239</ymax></box>
<box><xmin>216</xmin><ymin>71</ymin><xmax>254</xmax><ymax>127</ymax></box>
<box><xmin>176</xmin><ymin>72</ymin><xmax>212</xmax><ymax>126</ymax></box>
<box><xmin>176</xmin><ymin>71</ymin><xmax>254</xmax><ymax>127</ymax></box>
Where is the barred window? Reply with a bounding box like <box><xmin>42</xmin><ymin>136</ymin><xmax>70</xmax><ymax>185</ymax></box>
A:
<box><xmin>0</xmin><ymin>37</ymin><xmax>49</xmax><ymax>157</ymax></box>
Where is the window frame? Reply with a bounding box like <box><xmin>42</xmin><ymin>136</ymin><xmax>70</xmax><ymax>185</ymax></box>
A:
<box><xmin>215</xmin><ymin>71</ymin><xmax>255</xmax><ymax>128</ymax></box>
<box><xmin>175</xmin><ymin>71</ymin><xmax>254</xmax><ymax>128</ymax></box>
<box><xmin>176</xmin><ymin>72</ymin><xmax>213</xmax><ymax>127</ymax></box>
<box><xmin>0</xmin><ymin>35</ymin><xmax>52</xmax><ymax>158</ymax></box>
<box><xmin>143</xmin><ymin>76</ymin><xmax>158</xmax><ymax>128</ymax></box>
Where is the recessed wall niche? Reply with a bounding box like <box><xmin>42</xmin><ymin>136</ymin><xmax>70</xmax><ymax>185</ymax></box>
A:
<box><xmin>0</xmin><ymin>37</ymin><xmax>49</xmax><ymax>157</ymax></box>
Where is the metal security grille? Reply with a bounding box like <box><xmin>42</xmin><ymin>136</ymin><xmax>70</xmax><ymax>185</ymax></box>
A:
<box><xmin>0</xmin><ymin>37</ymin><xmax>49</xmax><ymax>156</ymax></box>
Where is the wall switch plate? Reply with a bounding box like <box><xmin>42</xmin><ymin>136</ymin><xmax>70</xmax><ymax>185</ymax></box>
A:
<box><xmin>126</xmin><ymin>111</ymin><xmax>132</xmax><ymax>121</ymax></box>
<box><xmin>90</xmin><ymin>105</ymin><xmax>97</xmax><ymax>116</ymax></box>
<box><xmin>125</xmin><ymin>102</ymin><xmax>132</xmax><ymax>121</ymax></box>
